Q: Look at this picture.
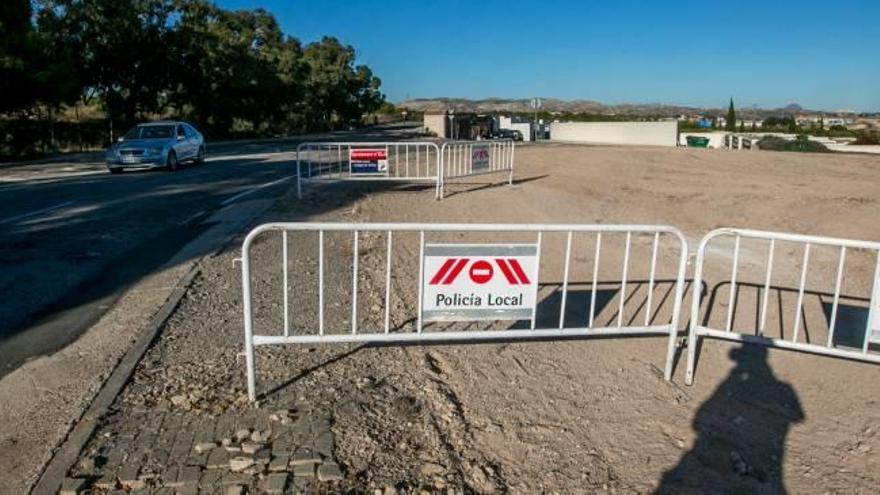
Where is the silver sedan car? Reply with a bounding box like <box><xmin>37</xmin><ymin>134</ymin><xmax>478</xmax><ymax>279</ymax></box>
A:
<box><xmin>106</xmin><ymin>121</ymin><xmax>206</xmax><ymax>173</ymax></box>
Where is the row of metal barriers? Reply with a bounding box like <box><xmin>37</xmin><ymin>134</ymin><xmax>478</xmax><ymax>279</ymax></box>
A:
<box><xmin>294</xmin><ymin>140</ymin><xmax>515</xmax><ymax>199</ymax></box>
<box><xmin>240</xmin><ymin>223</ymin><xmax>880</xmax><ymax>403</ymax></box>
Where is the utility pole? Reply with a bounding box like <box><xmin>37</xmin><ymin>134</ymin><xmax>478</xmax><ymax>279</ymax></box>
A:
<box><xmin>531</xmin><ymin>97</ymin><xmax>542</xmax><ymax>141</ymax></box>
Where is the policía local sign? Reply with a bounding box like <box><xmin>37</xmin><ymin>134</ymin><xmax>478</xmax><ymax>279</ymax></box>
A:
<box><xmin>349</xmin><ymin>148</ymin><xmax>388</xmax><ymax>175</ymax></box>
<box><xmin>422</xmin><ymin>244</ymin><xmax>539</xmax><ymax>322</ymax></box>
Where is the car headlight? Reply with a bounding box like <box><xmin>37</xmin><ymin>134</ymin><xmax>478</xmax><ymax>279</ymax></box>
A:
<box><xmin>147</xmin><ymin>147</ymin><xmax>163</xmax><ymax>155</ymax></box>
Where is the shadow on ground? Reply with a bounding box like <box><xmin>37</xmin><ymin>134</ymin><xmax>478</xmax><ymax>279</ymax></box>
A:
<box><xmin>657</xmin><ymin>344</ymin><xmax>804</xmax><ymax>494</ymax></box>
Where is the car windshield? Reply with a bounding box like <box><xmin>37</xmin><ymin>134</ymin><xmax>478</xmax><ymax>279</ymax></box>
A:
<box><xmin>123</xmin><ymin>125</ymin><xmax>174</xmax><ymax>140</ymax></box>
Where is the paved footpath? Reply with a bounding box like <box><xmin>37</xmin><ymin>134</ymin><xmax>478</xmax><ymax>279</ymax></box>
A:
<box><xmin>63</xmin><ymin>405</ymin><xmax>344</xmax><ymax>494</ymax></box>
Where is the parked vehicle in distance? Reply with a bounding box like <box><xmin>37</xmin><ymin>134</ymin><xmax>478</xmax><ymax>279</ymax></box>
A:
<box><xmin>488</xmin><ymin>129</ymin><xmax>524</xmax><ymax>141</ymax></box>
<box><xmin>106</xmin><ymin>121</ymin><xmax>205</xmax><ymax>173</ymax></box>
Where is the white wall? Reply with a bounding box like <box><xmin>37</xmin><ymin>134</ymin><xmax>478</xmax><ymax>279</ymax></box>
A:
<box><xmin>423</xmin><ymin>113</ymin><xmax>447</xmax><ymax>138</ymax></box>
<box><xmin>550</xmin><ymin>121</ymin><xmax>678</xmax><ymax>147</ymax></box>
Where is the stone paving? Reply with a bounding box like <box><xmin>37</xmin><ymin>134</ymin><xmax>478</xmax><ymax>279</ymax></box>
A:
<box><xmin>62</xmin><ymin>405</ymin><xmax>345</xmax><ymax>494</ymax></box>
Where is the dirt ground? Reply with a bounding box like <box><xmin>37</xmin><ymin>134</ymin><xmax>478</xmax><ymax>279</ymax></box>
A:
<box><xmin>69</xmin><ymin>144</ymin><xmax>880</xmax><ymax>493</ymax></box>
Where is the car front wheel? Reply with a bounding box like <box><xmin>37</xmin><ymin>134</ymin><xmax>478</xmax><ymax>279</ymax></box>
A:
<box><xmin>167</xmin><ymin>151</ymin><xmax>179</xmax><ymax>172</ymax></box>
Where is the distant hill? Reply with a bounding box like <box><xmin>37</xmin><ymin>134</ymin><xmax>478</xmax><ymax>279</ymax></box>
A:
<box><xmin>397</xmin><ymin>97</ymin><xmax>816</xmax><ymax>118</ymax></box>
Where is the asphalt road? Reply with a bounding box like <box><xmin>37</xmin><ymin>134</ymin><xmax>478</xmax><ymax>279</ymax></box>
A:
<box><xmin>0</xmin><ymin>124</ymin><xmax>420</xmax><ymax>376</ymax></box>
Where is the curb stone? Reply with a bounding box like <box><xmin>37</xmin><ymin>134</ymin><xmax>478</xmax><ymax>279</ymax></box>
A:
<box><xmin>30</xmin><ymin>266</ymin><xmax>200</xmax><ymax>495</ymax></box>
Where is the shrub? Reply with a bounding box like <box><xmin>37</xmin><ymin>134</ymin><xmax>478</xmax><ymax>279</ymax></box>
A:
<box><xmin>757</xmin><ymin>135</ymin><xmax>830</xmax><ymax>153</ymax></box>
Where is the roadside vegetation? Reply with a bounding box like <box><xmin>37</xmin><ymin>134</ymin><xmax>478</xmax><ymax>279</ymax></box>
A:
<box><xmin>757</xmin><ymin>135</ymin><xmax>830</xmax><ymax>153</ymax></box>
<box><xmin>0</xmin><ymin>0</ymin><xmax>387</xmax><ymax>159</ymax></box>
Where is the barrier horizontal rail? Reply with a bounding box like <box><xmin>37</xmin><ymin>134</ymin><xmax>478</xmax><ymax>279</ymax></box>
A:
<box><xmin>685</xmin><ymin>228</ymin><xmax>880</xmax><ymax>385</ymax></box>
<box><xmin>296</xmin><ymin>141</ymin><xmax>441</xmax><ymax>199</ymax></box>
<box><xmin>439</xmin><ymin>140</ymin><xmax>515</xmax><ymax>199</ymax></box>
<box><xmin>241</xmin><ymin>222</ymin><xmax>689</xmax><ymax>403</ymax></box>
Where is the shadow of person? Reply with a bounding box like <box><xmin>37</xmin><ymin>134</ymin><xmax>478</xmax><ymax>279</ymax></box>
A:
<box><xmin>656</xmin><ymin>345</ymin><xmax>804</xmax><ymax>494</ymax></box>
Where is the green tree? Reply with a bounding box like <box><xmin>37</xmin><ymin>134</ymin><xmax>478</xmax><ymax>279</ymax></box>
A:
<box><xmin>36</xmin><ymin>0</ymin><xmax>176</xmax><ymax>128</ymax></box>
<box><xmin>3</xmin><ymin>2</ymin><xmax>81</xmax><ymax>112</ymax></box>
<box><xmin>302</xmin><ymin>37</ymin><xmax>384</xmax><ymax>130</ymax></box>
<box><xmin>168</xmin><ymin>2</ymin><xmax>306</xmax><ymax>136</ymax></box>
<box><xmin>726</xmin><ymin>98</ymin><xmax>736</xmax><ymax>132</ymax></box>
<box><xmin>7</xmin><ymin>0</ymin><xmax>386</xmax><ymax>154</ymax></box>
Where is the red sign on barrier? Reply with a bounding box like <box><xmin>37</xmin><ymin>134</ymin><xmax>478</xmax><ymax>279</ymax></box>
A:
<box><xmin>350</xmin><ymin>148</ymin><xmax>388</xmax><ymax>174</ymax></box>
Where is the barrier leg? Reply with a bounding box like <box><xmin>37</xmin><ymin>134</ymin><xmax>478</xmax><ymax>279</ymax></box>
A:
<box><xmin>242</xmin><ymin>247</ymin><xmax>258</xmax><ymax>403</ymax></box>
<box><xmin>664</xmin><ymin>327</ymin><xmax>678</xmax><ymax>381</ymax></box>
<box><xmin>509</xmin><ymin>143</ymin><xmax>515</xmax><ymax>185</ymax></box>
<box><xmin>685</xmin><ymin>246</ymin><xmax>707</xmax><ymax>385</ymax></box>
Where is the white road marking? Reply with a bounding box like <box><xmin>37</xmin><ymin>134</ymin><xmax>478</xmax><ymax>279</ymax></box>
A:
<box><xmin>220</xmin><ymin>176</ymin><xmax>292</xmax><ymax>206</ymax></box>
<box><xmin>0</xmin><ymin>200</ymin><xmax>76</xmax><ymax>226</ymax></box>
<box><xmin>0</xmin><ymin>170</ymin><xmax>105</xmax><ymax>183</ymax></box>
<box><xmin>206</xmin><ymin>151</ymin><xmax>291</xmax><ymax>162</ymax></box>
<box><xmin>178</xmin><ymin>210</ymin><xmax>207</xmax><ymax>226</ymax></box>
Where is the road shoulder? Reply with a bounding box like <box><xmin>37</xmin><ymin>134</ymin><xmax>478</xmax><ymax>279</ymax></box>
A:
<box><xmin>0</xmin><ymin>198</ymin><xmax>272</xmax><ymax>495</ymax></box>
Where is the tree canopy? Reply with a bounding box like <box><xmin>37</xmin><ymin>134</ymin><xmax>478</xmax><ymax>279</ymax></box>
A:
<box><xmin>1</xmin><ymin>0</ymin><xmax>385</xmax><ymax>148</ymax></box>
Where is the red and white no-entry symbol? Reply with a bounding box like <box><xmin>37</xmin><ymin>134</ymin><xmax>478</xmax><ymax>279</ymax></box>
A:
<box><xmin>429</xmin><ymin>258</ymin><xmax>531</xmax><ymax>285</ymax></box>
<box><xmin>469</xmin><ymin>260</ymin><xmax>493</xmax><ymax>284</ymax></box>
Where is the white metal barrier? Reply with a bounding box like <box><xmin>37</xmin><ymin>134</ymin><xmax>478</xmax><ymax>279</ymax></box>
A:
<box><xmin>439</xmin><ymin>140</ymin><xmax>515</xmax><ymax>199</ymax></box>
<box><xmin>242</xmin><ymin>222</ymin><xmax>689</xmax><ymax>402</ymax></box>
<box><xmin>296</xmin><ymin>141</ymin><xmax>441</xmax><ymax>199</ymax></box>
<box><xmin>686</xmin><ymin>228</ymin><xmax>880</xmax><ymax>384</ymax></box>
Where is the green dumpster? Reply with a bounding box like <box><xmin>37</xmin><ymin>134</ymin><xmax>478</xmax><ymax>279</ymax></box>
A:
<box><xmin>686</xmin><ymin>136</ymin><xmax>710</xmax><ymax>148</ymax></box>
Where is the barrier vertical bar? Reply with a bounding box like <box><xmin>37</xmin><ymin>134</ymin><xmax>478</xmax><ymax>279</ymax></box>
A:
<box><xmin>242</xmin><ymin>240</ymin><xmax>256</xmax><ymax>402</ymax></box>
<box><xmin>827</xmin><ymin>246</ymin><xmax>846</xmax><ymax>347</ymax></box>
<box><xmin>405</xmin><ymin>143</ymin><xmax>410</xmax><ymax>177</ymax></box>
<box><xmin>664</xmin><ymin>231</ymin><xmax>688</xmax><ymax>381</ymax></box>
<box><xmin>559</xmin><ymin>231</ymin><xmax>573</xmax><ymax>328</ymax></box>
<box><xmin>618</xmin><ymin>232</ymin><xmax>632</xmax><ymax>327</ymax></box>
<box><xmin>759</xmin><ymin>239</ymin><xmax>775</xmax><ymax>335</ymax></box>
<box><xmin>863</xmin><ymin>251</ymin><xmax>880</xmax><ymax>353</ymax></box>
<box><xmin>351</xmin><ymin>230</ymin><xmax>359</xmax><ymax>335</ymax></box>
<box><xmin>452</xmin><ymin>144</ymin><xmax>457</xmax><ymax>177</ymax></box>
<box><xmin>792</xmin><ymin>243</ymin><xmax>811</xmax><ymax>342</ymax></box>
<box><xmin>384</xmin><ymin>231</ymin><xmax>393</xmax><ymax>334</ymax></box>
<box><xmin>589</xmin><ymin>233</ymin><xmax>602</xmax><ymax>327</ymax></box>
<box><xmin>685</xmin><ymin>236</ymin><xmax>708</xmax><ymax>386</ymax></box>
<box><xmin>283</xmin><ymin>231</ymin><xmax>289</xmax><ymax>337</ymax></box>
<box><xmin>490</xmin><ymin>142</ymin><xmax>496</xmax><ymax>170</ymax></box>
<box><xmin>645</xmin><ymin>232</ymin><xmax>659</xmax><ymax>326</ymax></box>
<box><xmin>318</xmin><ymin>230</ymin><xmax>324</xmax><ymax>336</ymax></box>
<box><xmin>460</xmin><ymin>144</ymin><xmax>465</xmax><ymax>176</ymax></box>
<box><xmin>725</xmin><ymin>235</ymin><xmax>741</xmax><ymax>332</ymax></box>
<box><xmin>417</xmin><ymin>231</ymin><xmax>425</xmax><ymax>333</ymax></box>
<box><xmin>531</xmin><ymin>232</ymin><xmax>543</xmax><ymax>330</ymax></box>
<box><xmin>434</xmin><ymin>145</ymin><xmax>441</xmax><ymax>200</ymax></box>
<box><xmin>296</xmin><ymin>147</ymin><xmax>302</xmax><ymax>199</ymax></box>
<box><xmin>509</xmin><ymin>141</ymin><xmax>515</xmax><ymax>185</ymax></box>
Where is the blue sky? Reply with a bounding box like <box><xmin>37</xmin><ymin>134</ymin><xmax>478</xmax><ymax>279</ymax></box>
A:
<box><xmin>218</xmin><ymin>0</ymin><xmax>879</xmax><ymax>111</ymax></box>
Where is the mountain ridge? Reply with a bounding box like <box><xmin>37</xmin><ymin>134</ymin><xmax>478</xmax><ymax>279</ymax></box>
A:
<box><xmin>397</xmin><ymin>97</ymin><xmax>815</xmax><ymax>117</ymax></box>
